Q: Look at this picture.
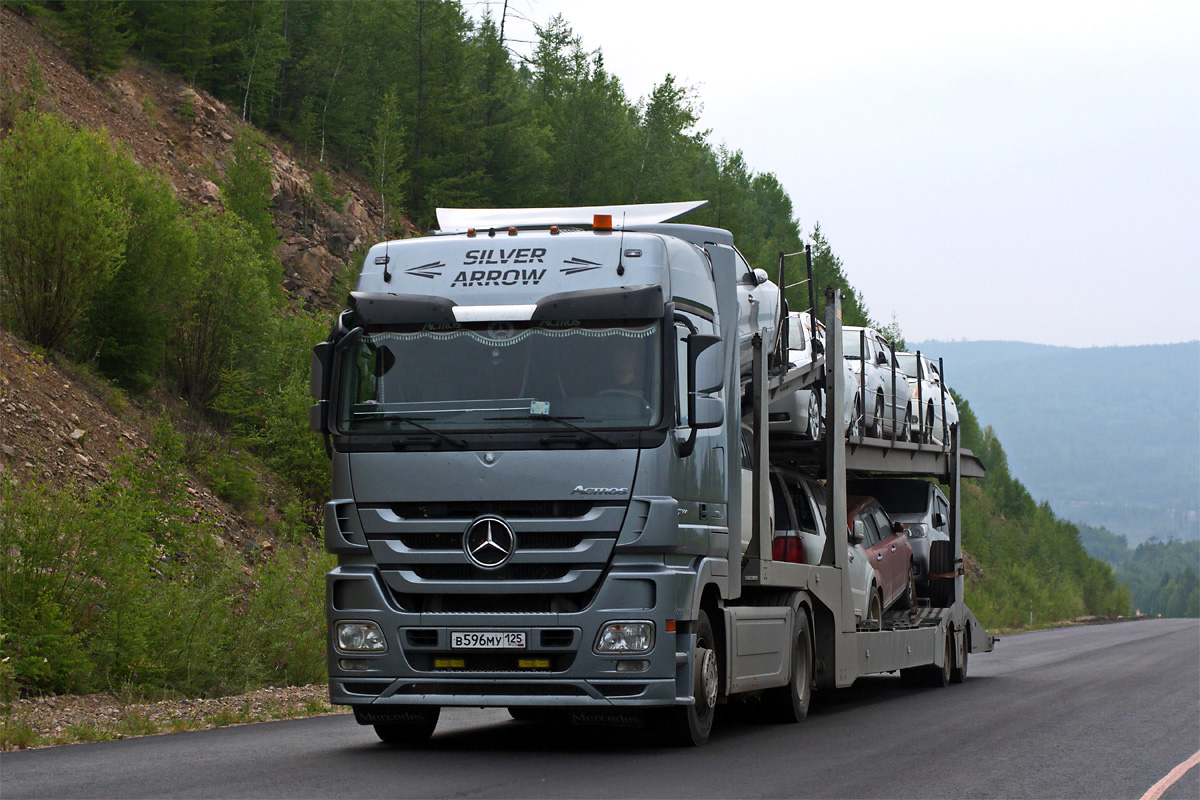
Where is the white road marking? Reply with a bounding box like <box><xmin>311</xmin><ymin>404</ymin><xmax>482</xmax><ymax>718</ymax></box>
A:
<box><xmin>1139</xmin><ymin>749</ymin><xmax>1200</xmax><ymax>800</ymax></box>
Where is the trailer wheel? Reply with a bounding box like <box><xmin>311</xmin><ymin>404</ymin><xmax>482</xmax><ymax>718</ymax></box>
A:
<box><xmin>951</xmin><ymin>631</ymin><xmax>969</xmax><ymax>684</ymax></box>
<box><xmin>762</xmin><ymin>613</ymin><xmax>812</xmax><ymax>723</ymax></box>
<box><xmin>372</xmin><ymin>707</ymin><xmax>440</xmax><ymax>745</ymax></box>
<box><xmin>935</xmin><ymin>626</ymin><xmax>953</xmax><ymax>687</ymax></box>
<box><xmin>660</xmin><ymin>610</ymin><xmax>718</xmax><ymax>746</ymax></box>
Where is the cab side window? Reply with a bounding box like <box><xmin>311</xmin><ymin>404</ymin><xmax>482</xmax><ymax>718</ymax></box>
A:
<box><xmin>675</xmin><ymin>322</ymin><xmax>690</xmax><ymax>427</ymax></box>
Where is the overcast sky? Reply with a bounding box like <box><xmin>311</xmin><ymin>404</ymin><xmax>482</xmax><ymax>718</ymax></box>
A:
<box><xmin>468</xmin><ymin>0</ymin><xmax>1199</xmax><ymax>347</ymax></box>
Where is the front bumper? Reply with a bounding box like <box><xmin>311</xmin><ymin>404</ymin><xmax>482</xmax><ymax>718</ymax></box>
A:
<box><xmin>326</xmin><ymin>564</ymin><xmax>696</xmax><ymax>709</ymax></box>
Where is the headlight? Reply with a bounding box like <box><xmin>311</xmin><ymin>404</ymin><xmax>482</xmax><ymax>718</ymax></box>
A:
<box><xmin>906</xmin><ymin>524</ymin><xmax>928</xmax><ymax>539</ymax></box>
<box><xmin>594</xmin><ymin>621</ymin><xmax>654</xmax><ymax>654</ymax></box>
<box><xmin>335</xmin><ymin>621</ymin><xmax>387</xmax><ymax>653</ymax></box>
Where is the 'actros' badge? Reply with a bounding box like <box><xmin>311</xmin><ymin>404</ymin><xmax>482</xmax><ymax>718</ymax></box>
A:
<box><xmin>463</xmin><ymin>516</ymin><xmax>516</xmax><ymax>569</ymax></box>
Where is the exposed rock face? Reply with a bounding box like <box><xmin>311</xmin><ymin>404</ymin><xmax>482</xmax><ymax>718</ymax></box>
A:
<box><xmin>0</xmin><ymin>7</ymin><xmax>422</xmax><ymax>311</ymax></box>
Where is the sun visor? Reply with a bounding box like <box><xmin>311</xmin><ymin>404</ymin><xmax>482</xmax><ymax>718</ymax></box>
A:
<box><xmin>531</xmin><ymin>285</ymin><xmax>665</xmax><ymax>321</ymax></box>
<box><xmin>349</xmin><ymin>292</ymin><xmax>458</xmax><ymax>325</ymax></box>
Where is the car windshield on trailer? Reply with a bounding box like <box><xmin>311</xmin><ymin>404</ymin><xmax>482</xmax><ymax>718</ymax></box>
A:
<box><xmin>896</xmin><ymin>353</ymin><xmax>919</xmax><ymax>378</ymax></box>
<box><xmin>335</xmin><ymin>319</ymin><xmax>663</xmax><ymax>433</ymax></box>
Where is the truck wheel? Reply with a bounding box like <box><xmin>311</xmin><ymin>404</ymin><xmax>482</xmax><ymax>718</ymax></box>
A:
<box><xmin>372</xmin><ymin>707</ymin><xmax>440</xmax><ymax>745</ymax></box>
<box><xmin>951</xmin><ymin>631</ymin><xmax>969</xmax><ymax>684</ymax></box>
<box><xmin>660</xmin><ymin>610</ymin><xmax>718</xmax><ymax>746</ymax></box>
<box><xmin>762</xmin><ymin>613</ymin><xmax>812</xmax><ymax>723</ymax></box>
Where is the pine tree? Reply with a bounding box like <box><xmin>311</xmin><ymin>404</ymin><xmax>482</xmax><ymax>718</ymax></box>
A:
<box><xmin>55</xmin><ymin>0</ymin><xmax>133</xmax><ymax>79</ymax></box>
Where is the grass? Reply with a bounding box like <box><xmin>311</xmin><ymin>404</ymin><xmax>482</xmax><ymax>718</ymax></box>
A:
<box><xmin>0</xmin><ymin>718</ymin><xmax>40</xmax><ymax>750</ymax></box>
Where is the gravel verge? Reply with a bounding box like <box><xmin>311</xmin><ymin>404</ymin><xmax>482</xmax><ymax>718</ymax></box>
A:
<box><xmin>1</xmin><ymin>684</ymin><xmax>350</xmax><ymax>750</ymax></box>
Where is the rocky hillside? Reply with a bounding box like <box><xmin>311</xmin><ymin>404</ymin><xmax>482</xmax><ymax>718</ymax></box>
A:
<box><xmin>1</xmin><ymin>7</ymin><xmax>413</xmax><ymax>310</ymax></box>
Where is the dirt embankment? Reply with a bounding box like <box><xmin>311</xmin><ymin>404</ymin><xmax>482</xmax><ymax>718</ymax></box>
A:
<box><xmin>1</xmin><ymin>7</ymin><xmax>417</xmax><ymax>310</ymax></box>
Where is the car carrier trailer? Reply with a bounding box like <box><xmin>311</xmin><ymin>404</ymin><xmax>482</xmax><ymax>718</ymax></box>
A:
<box><xmin>309</xmin><ymin>202</ymin><xmax>993</xmax><ymax>747</ymax></box>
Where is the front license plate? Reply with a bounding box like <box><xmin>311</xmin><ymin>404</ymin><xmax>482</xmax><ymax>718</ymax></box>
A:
<box><xmin>451</xmin><ymin>631</ymin><xmax>526</xmax><ymax>649</ymax></box>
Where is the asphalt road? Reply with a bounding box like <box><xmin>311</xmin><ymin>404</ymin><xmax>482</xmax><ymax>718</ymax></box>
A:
<box><xmin>2</xmin><ymin>618</ymin><xmax>1196</xmax><ymax>799</ymax></box>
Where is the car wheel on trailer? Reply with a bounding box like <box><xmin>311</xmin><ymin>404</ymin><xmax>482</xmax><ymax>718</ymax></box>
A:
<box><xmin>372</xmin><ymin>707</ymin><xmax>440</xmax><ymax>745</ymax></box>
<box><xmin>927</xmin><ymin>540</ymin><xmax>954</xmax><ymax>608</ymax></box>
<box><xmin>898</xmin><ymin>566</ymin><xmax>918</xmax><ymax>610</ymax></box>
<box><xmin>660</xmin><ymin>609</ymin><xmax>718</xmax><ymax>746</ymax></box>
<box><xmin>866</xmin><ymin>589</ymin><xmax>883</xmax><ymax>631</ymax></box>
<box><xmin>868</xmin><ymin>394</ymin><xmax>884</xmax><ymax>438</ymax></box>
<box><xmin>847</xmin><ymin>394</ymin><xmax>862</xmax><ymax>438</ymax></box>
<box><xmin>901</xmin><ymin>402</ymin><xmax>913</xmax><ymax>441</ymax></box>
<box><xmin>762</xmin><ymin>612</ymin><xmax>813</xmax><ymax>723</ymax></box>
<box><xmin>951</xmin><ymin>631</ymin><xmax>969</xmax><ymax>684</ymax></box>
<box><xmin>805</xmin><ymin>392</ymin><xmax>820</xmax><ymax>440</ymax></box>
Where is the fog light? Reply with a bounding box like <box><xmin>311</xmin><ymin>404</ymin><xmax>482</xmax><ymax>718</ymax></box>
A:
<box><xmin>338</xmin><ymin>659</ymin><xmax>373</xmax><ymax>671</ymax></box>
<box><xmin>616</xmin><ymin>660</ymin><xmax>650</xmax><ymax>672</ymax></box>
<box><xmin>594</xmin><ymin>621</ymin><xmax>654</xmax><ymax>654</ymax></box>
<box><xmin>335</xmin><ymin>621</ymin><xmax>387</xmax><ymax>653</ymax></box>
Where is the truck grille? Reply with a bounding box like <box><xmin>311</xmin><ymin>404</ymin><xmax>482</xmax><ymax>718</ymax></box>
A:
<box><xmin>392</xmin><ymin>531</ymin><xmax>587</xmax><ymax>550</ymax></box>
<box><xmin>386</xmin><ymin>500</ymin><xmax>601</xmax><ymax>519</ymax></box>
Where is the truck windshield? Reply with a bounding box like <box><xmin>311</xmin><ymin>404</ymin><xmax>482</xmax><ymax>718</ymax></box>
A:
<box><xmin>335</xmin><ymin>319</ymin><xmax>663</xmax><ymax>433</ymax></box>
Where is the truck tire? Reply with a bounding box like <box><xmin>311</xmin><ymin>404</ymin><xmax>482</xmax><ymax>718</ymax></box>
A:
<box><xmin>927</xmin><ymin>540</ymin><xmax>955</xmax><ymax>608</ymax></box>
<box><xmin>659</xmin><ymin>610</ymin><xmax>718</xmax><ymax>746</ymax></box>
<box><xmin>372</xmin><ymin>706</ymin><xmax>440</xmax><ymax>745</ymax></box>
<box><xmin>762</xmin><ymin>613</ymin><xmax>813</xmax><ymax>723</ymax></box>
<box><xmin>951</xmin><ymin>630</ymin><xmax>969</xmax><ymax>684</ymax></box>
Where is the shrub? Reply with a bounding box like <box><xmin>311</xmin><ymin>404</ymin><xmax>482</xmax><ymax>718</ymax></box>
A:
<box><xmin>0</xmin><ymin>112</ymin><xmax>127</xmax><ymax>353</ymax></box>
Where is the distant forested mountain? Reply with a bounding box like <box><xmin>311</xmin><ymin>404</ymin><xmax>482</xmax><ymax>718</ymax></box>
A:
<box><xmin>913</xmin><ymin>340</ymin><xmax>1199</xmax><ymax>545</ymax></box>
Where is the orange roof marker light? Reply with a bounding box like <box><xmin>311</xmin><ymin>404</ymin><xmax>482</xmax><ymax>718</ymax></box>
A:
<box><xmin>508</xmin><ymin>226</ymin><xmax>518</xmax><ymax>236</ymax></box>
<box><xmin>593</xmin><ymin>214</ymin><xmax>613</xmax><ymax>230</ymax></box>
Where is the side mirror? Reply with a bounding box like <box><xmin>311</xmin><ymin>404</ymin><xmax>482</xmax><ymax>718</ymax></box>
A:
<box><xmin>310</xmin><ymin>341</ymin><xmax>333</xmax><ymax>434</ymax></box>
<box><xmin>933</xmin><ymin>512</ymin><xmax>946</xmax><ymax>529</ymax></box>
<box><xmin>692</xmin><ymin>396</ymin><xmax>723</xmax><ymax>430</ymax></box>
<box><xmin>876</xmin><ymin>352</ymin><xmax>888</xmax><ymax>366</ymax></box>
<box><xmin>689</xmin><ymin>333</ymin><xmax>723</xmax><ymax>394</ymax></box>
<box><xmin>848</xmin><ymin>528</ymin><xmax>864</xmax><ymax>545</ymax></box>
<box><xmin>892</xmin><ymin>520</ymin><xmax>905</xmax><ymax>534</ymax></box>
<box><xmin>311</xmin><ymin>342</ymin><xmax>333</xmax><ymax>400</ymax></box>
<box><xmin>753</xmin><ymin>268</ymin><xmax>770</xmax><ymax>286</ymax></box>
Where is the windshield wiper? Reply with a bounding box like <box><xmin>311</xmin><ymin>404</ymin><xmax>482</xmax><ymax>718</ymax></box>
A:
<box><xmin>484</xmin><ymin>413</ymin><xmax>619</xmax><ymax>448</ymax></box>
<box><xmin>377</xmin><ymin>415</ymin><xmax>468</xmax><ymax>449</ymax></box>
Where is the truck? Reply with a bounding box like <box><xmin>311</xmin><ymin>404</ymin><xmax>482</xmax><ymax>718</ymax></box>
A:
<box><xmin>308</xmin><ymin>201</ymin><xmax>993</xmax><ymax>746</ymax></box>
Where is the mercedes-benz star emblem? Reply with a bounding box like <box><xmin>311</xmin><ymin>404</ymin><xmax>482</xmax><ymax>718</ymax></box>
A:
<box><xmin>463</xmin><ymin>516</ymin><xmax>516</xmax><ymax>569</ymax></box>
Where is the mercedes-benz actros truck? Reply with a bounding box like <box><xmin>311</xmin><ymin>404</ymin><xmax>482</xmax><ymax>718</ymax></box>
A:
<box><xmin>309</xmin><ymin>201</ymin><xmax>992</xmax><ymax>746</ymax></box>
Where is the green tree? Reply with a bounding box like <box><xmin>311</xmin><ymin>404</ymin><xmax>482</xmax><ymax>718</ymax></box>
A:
<box><xmin>55</xmin><ymin>0</ymin><xmax>133</xmax><ymax>79</ymax></box>
<box><xmin>220</xmin><ymin>127</ymin><xmax>278</xmax><ymax>257</ymax></box>
<box><xmin>169</xmin><ymin>211</ymin><xmax>279</xmax><ymax>407</ymax></box>
<box><xmin>0</xmin><ymin>112</ymin><xmax>127</xmax><ymax>353</ymax></box>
